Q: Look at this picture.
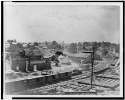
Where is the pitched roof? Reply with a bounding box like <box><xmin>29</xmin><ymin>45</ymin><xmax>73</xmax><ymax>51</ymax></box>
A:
<box><xmin>68</xmin><ymin>53</ymin><xmax>91</xmax><ymax>58</ymax></box>
<box><xmin>33</xmin><ymin>49</ymin><xmax>42</xmax><ymax>56</ymax></box>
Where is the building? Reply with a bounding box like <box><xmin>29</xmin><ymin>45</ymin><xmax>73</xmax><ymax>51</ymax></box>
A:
<box><xmin>22</xmin><ymin>43</ymin><xmax>27</xmax><ymax>48</ymax></box>
<box><xmin>85</xmin><ymin>46</ymin><xmax>92</xmax><ymax>51</ymax></box>
<box><xmin>68</xmin><ymin>53</ymin><xmax>91</xmax><ymax>64</ymax></box>
<box><xmin>68</xmin><ymin>52</ymin><xmax>101</xmax><ymax>64</ymax></box>
<box><xmin>5</xmin><ymin>42</ymin><xmax>10</xmax><ymax>49</ymax></box>
<box><xmin>83</xmin><ymin>53</ymin><xmax>101</xmax><ymax>64</ymax></box>
<box><xmin>39</xmin><ymin>43</ymin><xmax>47</xmax><ymax>49</ymax></box>
<box><xmin>28</xmin><ymin>43</ymin><xmax>35</xmax><ymax>49</ymax></box>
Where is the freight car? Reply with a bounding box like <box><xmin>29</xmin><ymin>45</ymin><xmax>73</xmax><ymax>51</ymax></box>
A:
<box><xmin>5</xmin><ymin>71</ymin><xmax>73</xmax><ymax>95</ymax></box>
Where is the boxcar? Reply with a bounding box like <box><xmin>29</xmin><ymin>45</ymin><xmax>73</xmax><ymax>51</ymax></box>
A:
<box><xmin>58</xmin><ymin>72</ymin><xmax>65</xmax><ymax>80</ymax></box>
<box><xmin>39</xmin><ymin>76</ymin><xmax>46</xmax><ymax>83</ymax></box>
<box><xmin>5</xmin><ymin>78</ymin><xmax>27</xmax><ymax>95</ymax></box>
<box><xmin>45</xmin><ymin>75</ymin><xmax>52</xmax><ymax>82</ymax></box>
<box><xmin>27</xmin><ymin>77</ymin><xmax>37</xmax><ymax>86</ymax></box>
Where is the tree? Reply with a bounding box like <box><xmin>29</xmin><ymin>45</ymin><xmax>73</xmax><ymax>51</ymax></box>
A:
<box><xmin>102</xmin><ymin>48</ymin><xmax>108</xmax><ymax>56</ymax></box>
<box><xmin>68</xmin><ymin>43</ymin><xmax>77</xmax><ymax>53</ymax></box>
<box><xmin>45</xmin><ymin>41</ymin><xmax>48</xmax><ymax>46</ymax></box>
<box><xmin>98</xmin><ymin>42</ymin><xmax>101</xmax><ymax>47</ymax></box>
<box><xmin>82</xmin><ymin>45</ymin><xmax>85</xmax><ymax>50</ymax></box>
<box><xmin>78</xmin><ymin>42</ymin><xmax>82</xmax><ymax>50</ymax></box>
<box><xmin>17</xmin><ymin>43</ymin><xmax>23</xmax><ymax>48</ymax></box>
<box><xmin>58</xmin><ymin>44</ymin><xmax>63</xmax><ymax>50</ymax></box>
<box><xmin>92</xmin><ymin>42</ymin><xmax>98</xmax><ymax>52</ymax></box>
<box><xmin>52</xmin><ymin>41</ymin><xmax>58</xmax><ymax>49</ymax></box>
<box><xmin>13</xmin><ymin>39</ymin><xmax>17</xmax><ymax>43</ymax></box>
<box><xmin>34</xmin><ymin>42</ymin><xmax>38</xmax><ymax>46</ymax></box>
<box><xmin>7</xmin><ymin>40</ymin><xmax>14</xmax><ymax>46</ymax></box>
<box><xmin>19</xmin><ymin>49</ymin><xmax>26</xmax><ymax>58</ymax></box>
<box><xmin>47</xmin><ymin>42</ymin><xmax>52</xmax><ymax>49</ymax></box>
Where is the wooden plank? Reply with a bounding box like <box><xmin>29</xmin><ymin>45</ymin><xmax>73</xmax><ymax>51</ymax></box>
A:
<box><xmin>78</xmin><ymin>79</ymin><xmax>119</xmax><ymax>89</ymax></box>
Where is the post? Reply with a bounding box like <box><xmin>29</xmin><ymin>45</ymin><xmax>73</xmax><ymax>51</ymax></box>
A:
<box><xmin>91</xmin><ymin>51</ymin><xmax>94</xmax><ymax>89</ymax></box>
<box><xmin>82</xmin><ymin>50</ymin><xmax>94</xmax><ymax>89</ymax></box>
<box><xmin>28</xmin><ymin>55</ymin><xmax>30</xmax><ymax>72</ymax></box>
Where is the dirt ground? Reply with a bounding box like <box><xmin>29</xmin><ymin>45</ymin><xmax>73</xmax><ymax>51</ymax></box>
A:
<box><xmin>50</xmin><ymin>56</ymin><xmax>81</xmax><ymax>74</ymax></box>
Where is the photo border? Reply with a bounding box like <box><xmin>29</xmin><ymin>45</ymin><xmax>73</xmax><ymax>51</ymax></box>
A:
<box><xmin>1</xmin><ymin>1</ymin><xmax>124</xmax><ymax>99</ymax></box>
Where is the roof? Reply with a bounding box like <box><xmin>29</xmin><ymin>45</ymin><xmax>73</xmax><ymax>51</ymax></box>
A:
<box><xmin>10</xmin><ymin>51</ymin><xmax>20</xmax><ymax>57</ymax></box>
<box><xmin>39</xmin><ymin>43</ymin><xmax>47</xmax><ymax>47</ymax></box>
<box><xmin>68</xmin><ymin>53</ymin><xmax>91</xmax><ymax>58</ymax></box>
<box><xmin>86</xmin><ymin>46</ymin><xmax>92</xmax><ymax>49</ymax></box>
<box><xmin>55</xmin><ymin>51</ymin><xmax>63</xmax><ymax>55</ymax></box>
<box><xmin>25</xmin><ymin>49</ymin><xmax>44</xmax><ymax>56</ymax></box>
<box><xmin>96</xmin><ymin>50</ymin><xmax>102</xmax><ymax>55</ymax></box>
<box><xmin>33</xmin><ymin>50</ymin><xmax>42</xmax><ymax>56</ymax></box>
<box><xmin>43</xmin><ymin>55</ymin><xmax>51</xmax><ymax>58</ymax></box>
<box><xmin>5</xmin><ymin>42</ymin><xmax>10</xmax><ymax>44</ymax></box>
<box><xmin>105</xmin><ymin>52</ymin><xmax>117</xmax><ymax>59</ymax></box>
<box><xmin>12</xmin><ymin>43</ymin><xmax>17</xmax><ymax>45</ymax></box>
<box><xmin>43</xmin><ymin>46</ymin><xmax>47</xmax><ymax>49</ymax></box>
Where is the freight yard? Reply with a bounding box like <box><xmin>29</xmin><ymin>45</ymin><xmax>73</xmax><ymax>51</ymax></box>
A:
<box><xmin>5</xmin><ymin>42</ymin><xmax>120</xmax><ymax>95</ymax></box>
<box><xmin>4</xmin><ymin>3</ymin><xmax>122</xmax><ymax>97</ymax></box>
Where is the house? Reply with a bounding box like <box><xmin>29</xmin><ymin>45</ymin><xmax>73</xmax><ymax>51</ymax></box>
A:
<box><xmin>96</xmin><ymin>50</ymin><xmax>103</xmax><ymax>58</ymax></box>
<box><xmin>68</xmin><ymin>52</ymin><xmax>101</xmax><ymax>64</ymax></box>
<box><xmin>5</xmin><ymin>42</ymin><xmax>10</xmax><ymax>48</ymax></box>
<box><xmin>25</xmin><ymin>49</ymin><xmax>44</xmax><ymax>60</ymax></box>
<box><xmin>68</xmin><ymin>53</ymin><xmax>91</xmax><ymax>64</ymax></box>
<box><xmin>98</xmin><ymin>47</ymin><xmax>103</xmax><ymax>51</ymax></box>
<box><xmin>22</xmin><ymin>43</ymin><xmax>27</xmax><ymax>48</ymax></box>
<box><xmin>28</xmin><ymin>43</ymin><xmax>35</xmax><ymax>49</ymax></box>
<box><xmin>83</xmin><ymin>52</ymin><xmax>101</xmax><ymax>64</ymax></box>
<box><xmin>105</xmin><ymin>52</ymin><xmax>117</xmax><ymax>60</ymax></box>
<box><xmin>39</xmin><ymin>43</ymin><xmax>47</xmax><ymax>49</ymax></box>
<box><xmin>85</xmin><ymin>46</ymin><xmax>92</xmax><ymax>51</ymax></box>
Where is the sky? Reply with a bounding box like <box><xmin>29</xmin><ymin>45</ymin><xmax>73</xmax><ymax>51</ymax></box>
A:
<box><xmin>4</xmin><ymin>3</ymin><xmax>120</xmax><ymax>43</ymax></box>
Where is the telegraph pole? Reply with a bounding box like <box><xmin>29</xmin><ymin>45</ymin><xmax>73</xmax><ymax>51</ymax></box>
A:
<box><xmin>83</xmin><ymin>51</ymin><xmax>94</xmax><ymax>89</ymax></box>
<box><xmin>83</xmin><ymin>43</ymin><xmax>95</xmax><ymax>89</ymax></box>
<box><xmin>90</xmin><ymin>51</ymin><xmax>94</xmax><ymax>89</ymax></box>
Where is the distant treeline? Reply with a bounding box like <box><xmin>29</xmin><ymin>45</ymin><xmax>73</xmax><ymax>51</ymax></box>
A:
<box><xmin>66</xmin><ymin>41</ymin><xmax>120</xmax><ymax>53</ymax></box>
<box><xmin>6</xmin><ymin>40</ymin><xmax>64</xmax><ymax>50</ymax></box>
<box><xmin>6</xmin><ymin>40</ymin><xmax>119</xmax><ymax>54</ymax></box>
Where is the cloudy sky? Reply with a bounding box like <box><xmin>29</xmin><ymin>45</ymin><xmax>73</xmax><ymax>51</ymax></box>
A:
<box><xmin>4</xmin><ymin>3</ymin><xmax>120</xmax><ymax>43</ymax></box>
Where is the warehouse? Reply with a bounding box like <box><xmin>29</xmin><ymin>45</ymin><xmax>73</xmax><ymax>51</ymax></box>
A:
<box><xmin>68</xmin><ymin>52</ymin><xmax>101</xmax><ymax>64</ymax></box>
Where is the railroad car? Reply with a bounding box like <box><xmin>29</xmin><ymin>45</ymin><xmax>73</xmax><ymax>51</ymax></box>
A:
<box><xmin>64</xmin><ymin>71</ymin><xmax>72</xmax><ymax>79</ymax></box>
<box><xmin>54</xmin><ymin>74</ymin><xmax>60</xmax><ymax>80</ymax></box>
<box><xmin>27</xmin><ymin>77</ymin><xmax>37</xmax><ymax>86</ymax></box>
<box><xmin>58</xmin><ymin>72</ymin><xmax>65</xmax><ymax>79</ymax></box>
<box><xmin>5</xmin><ymin>71</ymin><xmax>73</xmax><ymax>94</ymax></box>
<box><xmin>72</xmin><ymin>69</ymin><xmax>82</xmax><ymax>76</ymax></box>
<box><xmin>45</xmin><ymin>74</ymin><xmax>52</xmax><ymax>82</ymax></box>
<box><xmin>5</xmin><ymin>78</ymin><xmax>27</xmax><ymax>95</ymax></box>
<box><xmin>39</xmin><ymin>76</ymin><xmax>46</xmax><ymax>83</ymax></box>
<box><xmin>51</xmin><ymin>74</ymin><xmax>59</xmax><ymax>81</ymax></box>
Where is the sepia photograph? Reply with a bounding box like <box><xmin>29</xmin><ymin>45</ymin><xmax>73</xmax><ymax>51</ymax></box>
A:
<box><xmin>3</xmin><ymin>1</ymin><xmax>123</xmax><ymax>98</ymax></box>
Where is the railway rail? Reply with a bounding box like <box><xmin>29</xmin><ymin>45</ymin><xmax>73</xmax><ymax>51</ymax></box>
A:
<box><xmin>5</xmin><ymin>60</ymin><xmax>119</xmax><ymax>95</ymax></box>
<box><xmin>77</xmin><ymin>77</ymin><xmax>119</xmax><ymax>89</ymax></box>
<box><xmin>14</xmin><ymin>72</ymin><xmax>92</xmax><ymax>95</ymax></box>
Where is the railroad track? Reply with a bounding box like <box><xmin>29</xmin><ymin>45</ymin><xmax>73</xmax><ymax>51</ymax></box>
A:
<box><xmin>111</xmin><ymin>59</ymin><xmax>119</xmax><ymax>66</ymax></box>
<box><xmin>10</xmin><ymin>61</ymin><xmax>119</xmax><ymax>95</ymax></box>
<box><xmin>14</xmin><ymin>72</ymin><xmax>92</xmax><ymax>95</ymax></box>
<box><xmin>96</xmin><ymin>74</ymin><xmax>119</xmax><ymax>80</ymax></box>
<box><xmin>15</xmin><ymin>70</ymin><xmax>119</xmax><ymax>95</ymax></box>
<box><xmin>77</xmin><ymin>77</ymin><xmax>119</xmax><ymax>89</ymax></box>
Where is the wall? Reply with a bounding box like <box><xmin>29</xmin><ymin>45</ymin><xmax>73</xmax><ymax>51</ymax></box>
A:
<box><xmin>83</xmin><ymin>53</ymin><xmax>101</xmax><ymax>64</ymax></box>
